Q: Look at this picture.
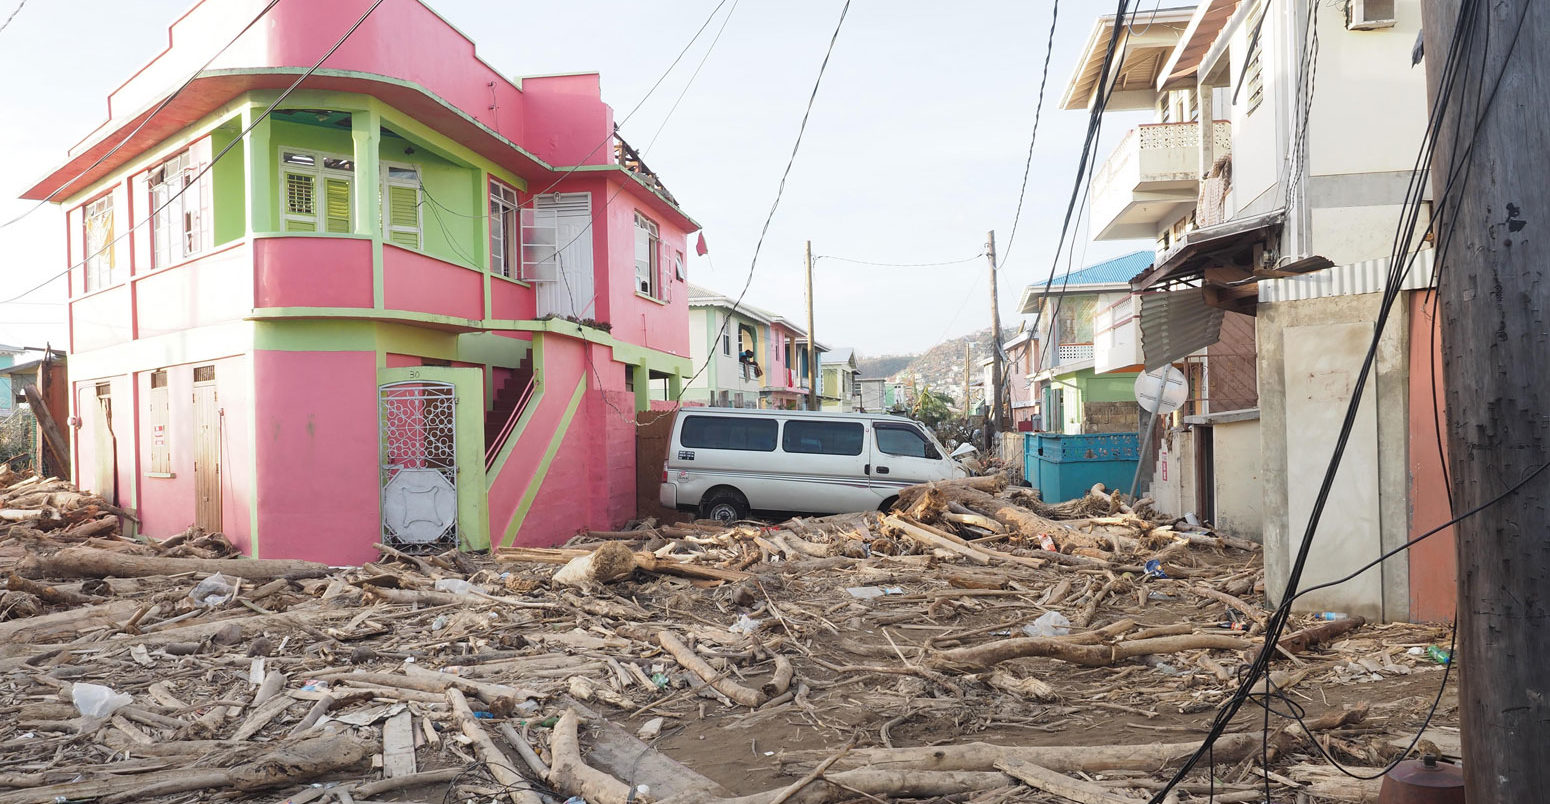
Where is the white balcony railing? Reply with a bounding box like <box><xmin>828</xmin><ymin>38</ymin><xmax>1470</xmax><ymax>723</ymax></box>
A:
<box><xmin>1056</xmin><ymin>343</ymin><xmax>1094</xmax><ymax>364</ymax></box>
<box><xmin>1089</xmin><ymin>121</ymin><xmax>1232</xmax><ymax>241</ymax></box>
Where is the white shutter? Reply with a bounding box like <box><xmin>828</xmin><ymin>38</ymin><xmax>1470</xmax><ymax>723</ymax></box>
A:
<box><xmin>533</xmin><ymin>193</ymin><xmax>593</xmax><ymax>319</ymax></box>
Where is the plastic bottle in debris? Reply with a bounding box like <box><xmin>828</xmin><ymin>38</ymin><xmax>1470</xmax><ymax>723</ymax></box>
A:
<box><xmin>1314</xmin><ymin>612</ymin><xmax>1348</xmax><ymax>621</ymax></box>
<box><xmin>1038</xmin><ymin>533</ymin><xmax>1056</xmax><ymax>551</ymax></box>
<box><xmin>1426</xmin><ymin>645</ymin><xmax>1452</xmax><ymax>665</ymax></box>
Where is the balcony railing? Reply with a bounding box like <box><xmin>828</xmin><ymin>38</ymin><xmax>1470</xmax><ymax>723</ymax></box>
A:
<box><xmin>1056</xmin><ymin>343</ymin><xmax>1094</xmax><ymax>364</ymax></box>
<box><xmin>1089</xmin><ymin>121</ymin><xmax>1232</xmax><ymax>241</ymax></box>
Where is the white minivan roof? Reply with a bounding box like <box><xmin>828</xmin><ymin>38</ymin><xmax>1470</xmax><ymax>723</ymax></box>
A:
<box><xmin>681</xmin><ymin>407</ymin><xmax>922</xmax><ymax>424</ymax></box>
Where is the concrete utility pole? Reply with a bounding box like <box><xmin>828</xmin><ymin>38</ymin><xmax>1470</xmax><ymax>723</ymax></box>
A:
<box><xmin>805</xmin><ymin>240</ymin><xmax>819</xmax><ymax>411</ymax></box>
<box><xmin>985</xmin><ymin>231</ymin><xmax>1004</xmax><ymax>437</ymax></box>
<box><xmin>1422</xmin><ymin>1</ymin><xmax>1549</xmax><ymax>800</ymax></box>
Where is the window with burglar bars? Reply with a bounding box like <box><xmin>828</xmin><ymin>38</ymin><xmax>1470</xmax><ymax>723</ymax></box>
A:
<box><xmin>83</xmin><ymin>194</ymin><xmax>116</xmax><ymax>292</ymax></box>
<box><xmin>281</xmin><ymin>150</ymin><xmax>353</xmax><ymax>233</ymax></box>
<box><xmin>150</xmin><ymin>150</ymin><xmax>210</xmax><ymax>269</ymax></box>
<box><xmin>148</xmin><ymin>370</ymin><xmax>171</xmax><ymax>474</ymax></box>
<box><xmin>489</xmin><ymin>179</ymin><xmax>519</xmax><ymax>278</ymax></box>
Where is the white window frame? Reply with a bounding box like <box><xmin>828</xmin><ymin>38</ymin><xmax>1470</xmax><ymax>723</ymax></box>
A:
<box><xmin>489</xmin><ymin>179</ymin><xmax>520</xmax><ymax>278</ymax></box>
<box><xmin>382</xmin><ymin>162</ymin><xmax>422</xmax><ymax>249</ymax></box>
<box><xmin>83</xmin><ymin>194</ymin><xmax>116</xmax><ymax>292</ymax></box>
<box><xmin>634</xmin><ymin>211</ymin><xmax>660</xmax><ymax>298</ymax></box>
<box><xmin>149</xmin><ymin>150</ymin><xmax>210</xmax><ymax>269</ymax></box>
<box><xmin>1347</xmin><ymin>0</ymin><xmax>1397</xmax><ymax>30</ymax></box>
<box><xmin>280</xmin><ymin>149</ymin><xmax>355</xmax><ymax>233</ymax></box>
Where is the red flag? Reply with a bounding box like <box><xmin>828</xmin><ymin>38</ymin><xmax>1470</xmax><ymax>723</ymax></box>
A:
<box><xmin>695</xmin><ymin>232</ymin><xmax>708</xmax><ymax>256</ymax></box>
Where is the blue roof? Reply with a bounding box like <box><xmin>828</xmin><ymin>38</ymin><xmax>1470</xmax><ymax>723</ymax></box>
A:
<box><xmin>1043</xmin><ymin>250</ymin><xmax>1153</xmax><ymax>288</ymax></box>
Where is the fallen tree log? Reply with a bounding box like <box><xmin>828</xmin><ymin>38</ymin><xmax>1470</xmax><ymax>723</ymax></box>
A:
<box><xmin>18</xmin><ymin>546</ymin><xmax>331</xmax><ymax>581</ymax></box>
<box><xmin>1277</xmin><ymin>615</ymin><xmax>1366</xmax><ymax>653</ymax></box>
<box><xmin>785</xmin><ymin>733</ymin><xmax>1263</xmax><ymax>775</ymax></box>
<box><xmin>996</xmin><ymin>759</ymin><xmax>1143</xmax><ymax>804</ymax></box>
<box><xmin>0</xmin><ymin>733</ymin><xmax>372</xmax><ymax>804</ymax></box>
<box><xmin>550</xmin><ymin>709</ymin><xmax>637</xmax><ymax>804</ymax></box>
<box><xmin>927</xmin><ymin>633</ymin><xmax>1254</xmax><ymax>672</ymax></box>
<box><xmin>670</xmin><ymin>771</ymin><xmax>1015</xmax><ymax>804</ymax></box>
<box><xmin>498</xmin><ymin>547</ymin><xmax>753</xmax><ymax>583</ymax></box>
<box><xmin>658</xmin><ymin>631</ymin><xmax>766</xmax><ymax>707</ymax></box>
<box><xmin>448</xmin><ymin>688</ymin><xmax>541</xmax><ymax>804</ymax></box>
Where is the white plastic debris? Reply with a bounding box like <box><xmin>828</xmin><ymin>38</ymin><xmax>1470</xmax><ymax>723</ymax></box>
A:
<box><xmin>637</xmin><ymin>717</ymin><xmax>664</xmax><ymax>740</ymax></box>
<box><xmin>188</xmin><ymin>573</ymin><xmax>238</xmax><ymax>607</ymax></box>
<box><xmin>729</xmin><ymin>614</ymin><xmax>762</xmax><ymax>635</ymax></box>
<box><xmin>433</xmin><ymin>578</ymin><xmax>475</xmax><ymax>595</ymax></box>
<box><xmin>1022</xmin><ymin>610</ymin><xmax>1071</xmax><ymax>638</ymax></box>
<box><xmin>844</xmin><ymin>586</ymin><xmax>903</xmax><ymax>599</ymax></box>
<box><xmin>71</xmin><ymin>683</ymin><xmax>132</xmax><ymax>719</ymax></box>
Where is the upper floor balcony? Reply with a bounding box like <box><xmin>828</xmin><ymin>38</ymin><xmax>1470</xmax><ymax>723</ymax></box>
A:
<box><xmin>1089</xmin><ymin>121</ymin><xmax>1230</xmax><ymax>241</ymax></box>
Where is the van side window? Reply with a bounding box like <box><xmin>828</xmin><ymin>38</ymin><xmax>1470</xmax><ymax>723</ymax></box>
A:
<box><xmin>875</xmin><ymin>423</ymin><xmax>940</xmax><ymax>459</ymax></box>
<box><xmin>783</xmin><ymin>420</ymin><xmax>864</xmax><ymax>456</ymax></box>
<box><xmin>681</xmin><ymin>415</ymin><xmax>777</xmax><ymax>451</ymax></box>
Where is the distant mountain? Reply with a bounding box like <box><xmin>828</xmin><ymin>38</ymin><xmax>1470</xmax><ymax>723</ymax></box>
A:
<box><xmin>855</xmin><ymin>354</ymin><xmax>913</xmax><ymax>380</ymax></box>
<box><xmin>855</xmin><ymin>327</ymin><xmax>1016</xmax><ymax>408</ymax></box>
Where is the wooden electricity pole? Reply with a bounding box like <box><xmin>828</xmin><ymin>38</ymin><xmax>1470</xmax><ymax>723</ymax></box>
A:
<box><xmin>1422</xmin><ymin>1</ymin><xmax>1549</xmax><ymax>799</ymax></box>
<box><xmin>805</xmin><ymin>240</ymin><xmax>819</xmax><ymax>411</ymax></box>
<box><xmin>985</xmin><ymin>231</ymin><xmax>1004</xmax><ymax>437</ymax></box>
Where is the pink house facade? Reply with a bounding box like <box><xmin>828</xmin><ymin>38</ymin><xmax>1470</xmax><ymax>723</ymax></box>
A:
<box><xmin>25</xmin><ymin>0</ymin><xmax>698</xmax><ymax>564</ymax></box>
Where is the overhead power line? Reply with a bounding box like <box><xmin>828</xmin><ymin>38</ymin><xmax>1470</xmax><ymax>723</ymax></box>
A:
<box><xmin>815</xmin><ymin>253</ymin><xmax>984</xmax><ymax>269</ymax></box>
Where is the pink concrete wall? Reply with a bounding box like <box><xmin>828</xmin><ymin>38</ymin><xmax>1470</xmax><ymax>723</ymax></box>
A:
<box><xmin>255</xmin><ymin>237</ymin><xmax>374</xmax><ymax>309</ymax></box>
<box><xmin>490</xmin><ymin>277</ymin><xmax>537</xmax><ymax>321</ymax></box>
<box><xmin>1407</xmin><ymin>291</ymin><xmax>1455</xmax><ymax>622</ymax></box>
<box><xmin>70</xmin><ymin>286</ymin><xmax>133</xmax><ymax>352</ymax></box>
<box><xmin>253</xmin><ymin>349</ymin><xmax>380</xmax><ymax>564</ymax></box>
<box><xmin>590</xmin><ymin>176</ymin><xmax>692</xmax><ymax>357</ymax></box>
<box><xmin>131</xmin><ymin>356</ymin><xmax>254</xmax><ymax>551</ymax></box>
<box><xmin>86</xmin><ymin>0</ymin><xmax>613</xmax><ymax>169</ymax></box>
<box><xmin>382</xmin><ymin>245</ymin><xmax>483</xmax><ymax>321</ymax></box>
<box><xmin>136</xmin><ymin>244</ymin><xmax>254</xmax><ymax>339</ymax></box>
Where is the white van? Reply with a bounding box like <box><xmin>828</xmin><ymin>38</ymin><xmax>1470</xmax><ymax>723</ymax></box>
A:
<box><xmin>659</xmin><ymin>407</ymin><xmax>967</xmax><ymax>522</ymax></box>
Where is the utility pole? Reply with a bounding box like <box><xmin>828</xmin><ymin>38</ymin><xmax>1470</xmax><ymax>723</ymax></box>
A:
<box><xmin>805</xmin><ymin>240</ymin><xmax>819</xmax><ymax>411</ymax></box>
<box><xmin>985</xmin><ymin>231</ymin><xmax>1004</xmax><ymax>438</ymax></box>
<box><xmin>963</xmin><ymin>343</ymin><xmax>973</xmax><ymax>419</ymax></box>
<box><xmin>1422</xmin><ymin>1</ymin><xmax>1549</xmax><ymax>800</ymax></box>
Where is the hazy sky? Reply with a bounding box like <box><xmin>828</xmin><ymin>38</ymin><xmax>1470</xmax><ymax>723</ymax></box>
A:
<box><xmin>0</xmin><ymin>0</ymin><xmax>1150</xmax><ymax>355</ymax></box>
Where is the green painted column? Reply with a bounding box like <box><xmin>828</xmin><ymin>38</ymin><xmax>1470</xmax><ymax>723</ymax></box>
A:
<box><xmin>350</xmin><ymin>108</ymin><xmax>382</xmax><ymax>238</ymax></box>
<box><xmin>632</xmin><ymin>363</ymin><xmax>650</xmax><ymax>412</ymax></box>
<box><xmin>242</xmin><ymin>104</ymin><xmax>273</xmax><ymax>234</ymax></box>
<box><xmin>668</xmin><ymin>372</ymin><xmax>682</xmax><ymax>403</ymax></box>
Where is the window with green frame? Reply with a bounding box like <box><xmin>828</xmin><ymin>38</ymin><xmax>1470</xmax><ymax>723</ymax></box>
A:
<box><xmin>280</xmin><ymin>150</ymin><xmax>353</xmax><ymax>233</ymax></box>
<box><xmin>382</xmin><ymin>164</ymin><xmax>421</xmax><ymax>250</ymax></box>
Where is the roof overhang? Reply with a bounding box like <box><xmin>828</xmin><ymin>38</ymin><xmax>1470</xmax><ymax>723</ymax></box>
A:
<box><xmin>1156</xmin><ymin>0</ymin><xmax>1241</xmax><ymax>91</ymax></box>
<box><xmin>1061</xmin><ymin>6</ymin><xmax>1199</xmax><ymax>112</ymax></box>
<box><xmin>1131</xmin><ymin>209</ymin><xmax>1284</xmax><ymax>295</ymax></box>
<box><xmin>1018</xmin><ymin>280</ymin><xmax>1133</xmax><ymax>314</ymax></box>
<box><xmin>21</xmin><ymin>68</ymin><xmax>697</xmax><ymax>232</ymax></box>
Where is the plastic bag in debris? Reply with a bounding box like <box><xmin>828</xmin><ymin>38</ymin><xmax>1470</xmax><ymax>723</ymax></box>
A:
<box><xmin>1022</xmin><ymin>611</ymin><xmax>1070</xmax><ymax>638</ymax></box>
<box><xmin>729</xmin><ymin>614</ymin><xmax>762</xmax><ymax>635</ymax></box>
<box><xmin>71</xmin><ymin>682</ymin><xmax>132</xmax><ymax>718</ymax></box>
<box><xmin>188</xmin><ymin>573</ymin><xmax>238</xmax><ymax>607</ymax></box>
<box><xmin>433</xmin><ymin>578</ymin><xmax>476</xmax><ymax>595</ymax></box>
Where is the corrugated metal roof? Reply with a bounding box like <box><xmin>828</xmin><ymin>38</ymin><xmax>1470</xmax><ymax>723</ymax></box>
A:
<box><xmin>1049</xmin><ymin>251</ymin><xmax>1155</xmax><ymax>288</ymax></box>
<box><xmin>1139</xmin><ymin>288</ymin><xmax>1225</xmax><ymax>370</ymax></box>
<box><xmin>1259</xmin><ymin>250</ymin><xmax>1436</xmax><ymax>302</ymax></box>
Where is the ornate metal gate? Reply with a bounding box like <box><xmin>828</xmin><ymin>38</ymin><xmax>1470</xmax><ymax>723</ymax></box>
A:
<box><xmin>379</xmin><ymin>380</ymin><xmax>458</xmax><ymax>551</ymax></box>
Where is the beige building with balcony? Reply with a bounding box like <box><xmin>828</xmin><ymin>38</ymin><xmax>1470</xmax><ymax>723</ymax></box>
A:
<box><xmin>1063</xmin><ymin>0</ymin><xmax>1446</xmax><ymax>623</ymax></box>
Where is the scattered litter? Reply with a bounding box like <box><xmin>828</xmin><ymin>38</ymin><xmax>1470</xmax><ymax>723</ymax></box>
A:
<box><xmin>1022</xmin><ymin>611</ymin><xmax>1071</xmax><ymax>637</ymax></box>
<box><xmin>187</xmin><ymin>573</ymin><xmax>238</xmax><ymax>607</ymax></box>
<box><xmin>71</xmin><ymin>683</ymin><xmax>132</xmax><ymax>718</ymax></box>
<box><xmin>844</xmin><ymin>586</ymin><xmax>904</xmax><ymax>599</ymax></box>
<box><xmin>729</xmin><ymin>614</ymin><xmax>763</xmax><ymax>635</ymax></box>
<box><xmin>637</xmin><ymin>717</ymin><xmax>664</xmax><ymax>740</ymax></box>
<box><xmin>433</xmin><ymin>578</ymin><xmax>476</xmax><ymax>595</ymax></box>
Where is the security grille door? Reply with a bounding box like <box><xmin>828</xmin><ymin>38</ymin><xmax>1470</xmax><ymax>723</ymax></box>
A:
<box><xmin>379</xmin><ymin>381</ymin><xmax>458</xmax><ymax>551</ymax></box>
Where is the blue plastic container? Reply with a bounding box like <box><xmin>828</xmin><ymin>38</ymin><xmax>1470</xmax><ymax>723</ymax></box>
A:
<box><xmin>1023</xmin><ymin>432</ymin><xmax>1141</xmax><ymax>502</ymax></box>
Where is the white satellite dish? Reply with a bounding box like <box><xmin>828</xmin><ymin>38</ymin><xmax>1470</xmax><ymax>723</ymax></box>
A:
<box><xmin>1134</xmin><ymin>366</ymin><xmax>1189</xmax><ymax>414</ymax></box>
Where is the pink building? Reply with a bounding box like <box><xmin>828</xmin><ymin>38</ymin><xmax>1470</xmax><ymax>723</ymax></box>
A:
<box><xmin>23</xmin><ymin>0</ymin><xmax>699</xmax><ymax>564</ymax></box>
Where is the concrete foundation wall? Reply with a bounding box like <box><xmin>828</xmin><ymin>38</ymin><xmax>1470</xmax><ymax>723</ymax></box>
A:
<box><xmin>1259</xmin><ymin>293</ymin><xmax>1411</xmax><ymax>622</ymax></box>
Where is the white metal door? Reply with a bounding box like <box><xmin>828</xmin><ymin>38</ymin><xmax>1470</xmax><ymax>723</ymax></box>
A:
<box><xmin>529</xmin><ymin>193</ymin><xmax>593</xmax><ymax>320</ymax></box>
<box><xmin>379</xmin><ymin>381</ymin><xmax>458</xmax><ymax>551</ymax></box>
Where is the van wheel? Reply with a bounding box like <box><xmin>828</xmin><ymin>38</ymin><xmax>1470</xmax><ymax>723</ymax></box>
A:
<box><xmin>879</xmin><ymin>496</ymin><xmax>900</xmax><ymax>513</ymax></box>
<box><xmin>702</xmin><ymin>489</ymin><xmax>750</xmax><ymax>523</ymax></box>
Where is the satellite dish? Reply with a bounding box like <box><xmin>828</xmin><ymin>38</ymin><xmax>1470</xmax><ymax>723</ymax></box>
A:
<box><xmin>1134</xmin><ymin>366</ymin><xmax>1189</xmax><ymax>414</ymax></box>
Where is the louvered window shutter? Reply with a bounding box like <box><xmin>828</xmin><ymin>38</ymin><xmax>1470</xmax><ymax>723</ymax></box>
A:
<box><xmin>284</xmin><ymin>173</ymin><xmax>317</xmax><ymax>232</ymax></box>
<box><xmin>386</xmin><ymin>184</ymin><xmax>420</xmax><ymax>249</ymax></box>
<box><xmin>324</xmin><ymin>177</ymin><xmax>352</xmax><ymax>233</ymax></box>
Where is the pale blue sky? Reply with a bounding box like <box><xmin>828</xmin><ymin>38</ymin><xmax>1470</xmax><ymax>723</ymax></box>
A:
<box><xmin>0</xmin><ymin>0</ymin><xmax>1149</xmax><ymax>355</ymax></box>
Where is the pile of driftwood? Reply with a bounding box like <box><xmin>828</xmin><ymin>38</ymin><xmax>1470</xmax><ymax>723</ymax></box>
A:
<box><xmin>0</xmin><ymin>473</ymin><xmax>1456</xmax><ymax>803</ymax></box>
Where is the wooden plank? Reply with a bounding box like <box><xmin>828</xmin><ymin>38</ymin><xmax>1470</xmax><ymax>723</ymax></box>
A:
<box><xmin>193</xmin><ymin>383</ymin><xmax>221</xmax><ymax>533</ymax></box>
<box><xmin>565</xmin><ymin>699</ymin><xmax>730</xmax><ymax>801</ymax></box>
<box><xmin>382</xmin><ymin>710</ymin><xmax>417</xmax><ymax>778</ymax></box>
<box><xmin>22</xmin><ymin>384</ymin><xmax>68</xmax><ymax>479</ymax></box>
